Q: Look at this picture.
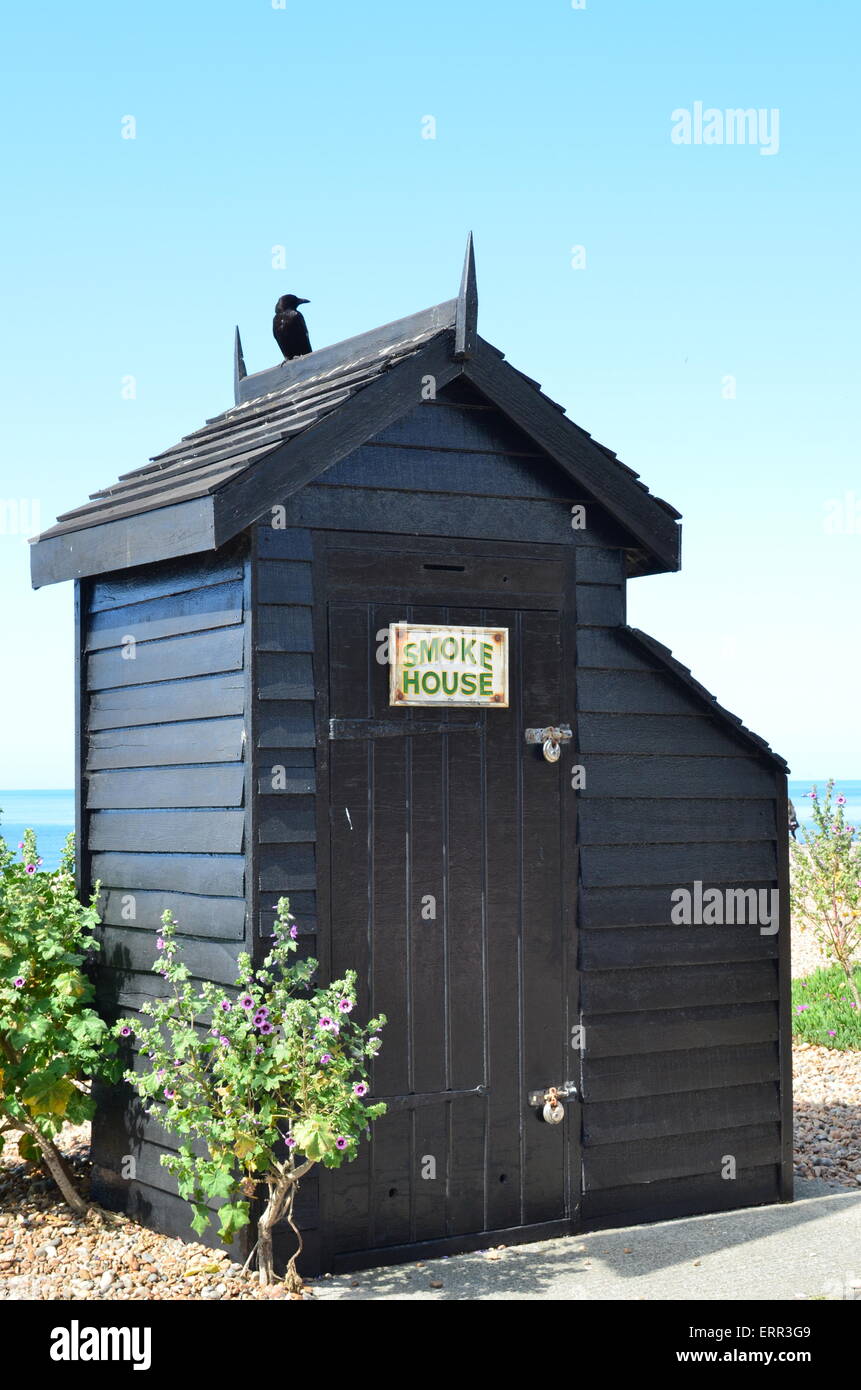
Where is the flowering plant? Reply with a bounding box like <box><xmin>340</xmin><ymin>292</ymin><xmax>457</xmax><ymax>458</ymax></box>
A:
<box><xmin>790</xmin><ymin>780</ymin><xmax>861</xmax><ymax>1009</ymax></box>
<box><xmin>0</xmin><ymin>827</ymin><xmax>118</xmax><ymax>1214</ymax></box>
<box><xmin>119</xmin><ymin>898</ymin><xmax>386</xmax><ymax>1288</ymax></box>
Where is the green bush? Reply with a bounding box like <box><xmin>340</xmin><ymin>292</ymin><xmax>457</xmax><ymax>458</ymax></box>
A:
<box><xmin>120</xmin><ymin>898</ymin><xmax>386</xmax><ymax>1288</ymax></box>
<box><xmin>791</xmin><ymin>964</ymin><xmax>861</xmax><ymax>1049</ymax></box>
<box><xmin>0</xmin><ymin>826</ymin><xmax>119</xmax><ymax>1212</ymax></box>
<box><xmin>790</xmin><ymin>780</ymin><xmax>861</xmax><ymax>1010</ymax></box>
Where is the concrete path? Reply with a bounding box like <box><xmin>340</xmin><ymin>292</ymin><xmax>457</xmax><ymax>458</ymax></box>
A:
<box><xmin>307</xmin><ymin>1181</ymin><xmax>861</xmax><ymax>1300</ymax></box>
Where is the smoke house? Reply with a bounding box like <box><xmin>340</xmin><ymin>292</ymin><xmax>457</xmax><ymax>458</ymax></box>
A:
<box><xmin>28</xmin><ymin>238</ymin><xmax>792</xmax><ymax>1276</ymax></box>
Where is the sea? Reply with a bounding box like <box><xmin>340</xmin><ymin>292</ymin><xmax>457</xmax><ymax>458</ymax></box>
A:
<box><xmin>1</xmin><ymin>781</ymin><xmax>860</xmax><ymax>872</ymax></box>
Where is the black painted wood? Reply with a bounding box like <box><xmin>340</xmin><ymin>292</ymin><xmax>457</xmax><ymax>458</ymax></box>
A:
<box><xmin>314</xmin><ymin>538</ymin><xmax>576</xmax><ymax>1266</ymax></box>
<box><xmin>578</xmin><ymin>798</ymin><xmax>777</xmax><ymax>844</ymax></box>
<box><xmin>87</xmin><ymin>718</ymin><xmax>245</xmax><ymax>770</ymax></box>
<box><xmin>86</xmin><ymin>582</ymin><xmax>243</xmax><ymax>650</ymax></box>
<box><xmin>88</xmin><ymin>810</ymin><xmax>245</xmax><ymax>854</ymax></box>
<box><xmin>91</xmin><ymin>851</ymin><xmax>245</xmax><ymax>897</ymax></box>
<box><xmin>87</xmin><ymin>627</ymin><xmax>244</xmax><ymax>689</ymax></box>
<box><xmin>99</xmin><ymin>888</ymin><xmax>246</xmax><ymax>939</ymax></box>
<box><xmin>582</xmin><ymin>959</ymin><xmax>778</xmax><ymax>1014</ymax></box>
<box><xmin>88</xmin><ymin>674</ymin><xmax>246</xmax><ymax>730</ymax></box>
<box><xmin>583</xmin><ymin>1081</ymin><xmax>780</xmax><ymax>1145</ymax></box>
<box><xmin>583</xmin><ymin>1122</ymin><xmax>780</xmax><ymax>1191</ymax></box>
<box><xmin>583</xmin><ymin>1042</ymin><xmax>780</xmax><ymax>1102</ymax></box>
<box><xmin>581</xmin><ymin>1164</ymin><xmax>780</xmax><ymax>1227</ymax></box>
<box><xmin>86</xmin><ymin>765</ymin><xmax>246</xmax><ymax>809</ymax></box>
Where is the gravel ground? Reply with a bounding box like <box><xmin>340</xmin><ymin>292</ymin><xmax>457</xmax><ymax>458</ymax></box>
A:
<box><xmin>1</xmin><ymin>917</ymin><xmax>857</xmax><ymax>1300</ymax></box>
<box><xmin>0</xmin><ymin>1126</ymin><xmax>300</xmax><ymax>1301</ymax></box>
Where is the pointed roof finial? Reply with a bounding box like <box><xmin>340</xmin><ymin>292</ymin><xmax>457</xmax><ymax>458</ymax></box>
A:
<box><xmin>233</xmin><ymin>326</ymin><xmax>247</xmax><ymax>404</ymax></box>
<box><xmin>454</xmin><ymin>232</ymin><xmax>478</xmax><ymax>359</ymax></box>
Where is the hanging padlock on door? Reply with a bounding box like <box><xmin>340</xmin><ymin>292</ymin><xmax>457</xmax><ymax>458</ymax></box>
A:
<box><xmin>524</xmin><ymin>724</ymin><xmax>573</xmax><ymax>764</ymax></box>
<box><xmin>528</xmin><ymin>1083</ymin><xmax>577</xmax><ymax>1123</ymax></box>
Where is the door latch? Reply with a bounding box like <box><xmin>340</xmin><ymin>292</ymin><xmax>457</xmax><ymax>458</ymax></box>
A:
<box><xmin>528</xmin><ymin>1083</ymin><xmax>578</xmax><ymax>1123</ymax></box>
<box><xmin>524</xmin><ymin>725</ymin><xmax>573</xmax><ymax>763</ymax></box>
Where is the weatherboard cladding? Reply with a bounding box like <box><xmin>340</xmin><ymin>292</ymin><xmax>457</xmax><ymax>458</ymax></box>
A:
<box><xmin>84</xmin><ymin>542</ymin><xmax>253</xmax><ymax>1237</ymax></box>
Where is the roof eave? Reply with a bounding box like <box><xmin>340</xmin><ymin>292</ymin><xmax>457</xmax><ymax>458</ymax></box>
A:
<box><xmin>621</xmin><ymin>626</ymin><xmax>789</xmax><ymax>772</ymax></box>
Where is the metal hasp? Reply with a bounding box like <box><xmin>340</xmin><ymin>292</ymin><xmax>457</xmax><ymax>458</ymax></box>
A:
<box><xmin>524</xmin><ymin>724</ymin><xmax>573</xmax><ymax>763</ymax></box>
<box><xmin>525</xmin><ymin>1084</ymin><xmax>578</xmax><ymax>1106</ymax></box>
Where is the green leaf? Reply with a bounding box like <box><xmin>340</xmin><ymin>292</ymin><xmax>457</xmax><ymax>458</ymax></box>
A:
<box><xmin>22</xmin><ymin>1074</ymin><xmax>75</xmax><ymax>1118</ymax></box>
<box><xmin>190</xmin><ymin>1203</ymin><xmax>211</xmax><ymax>1237</ymax></box>
<box><xmin>217</xmin><ymin>1200</ymin><xmax>250</xmax><ymax>1244</ymax></box>
<box><xmin>292</xmin><ymin>1116</ymin><xmax>336</xmax><ymax>1161</ymax></box>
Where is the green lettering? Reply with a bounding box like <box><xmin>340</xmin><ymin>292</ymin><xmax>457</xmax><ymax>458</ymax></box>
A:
<box><xmin>421</xmin><ymin>671</ymin><xmax>441</xmax><ymax>694</ymax></box>
<box><xmin>403</xmin><ymin>643</ymin><xmax>418</xmax><ymax>667</ymax></box>
<box><xmin>460</xmin><ymin>671</ymin><xmax>477</xmax><ymax>695</ymax></box>
<box><xmin>479</xmin><ymin>672</ymin><xmax>493</xmax><ymax>695</ymax></box>
<box><xmin>418</xmin><ymin>638</ymin><xmax>440</xmax><ymax>664</ymax></box>
<box><xmin>403</xmin><ymin>670</ymin><xmax>420</xmax><ymax>693</ymax></box>
<box><xmin>480</xmin><ymin>642</ymin><xmax>493</xmax><ymax>670</ymax></box>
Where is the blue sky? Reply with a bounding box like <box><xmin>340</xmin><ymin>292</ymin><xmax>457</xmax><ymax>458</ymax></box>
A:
<box><xmin>1</xmin><ymin>0</ymin><xmax>858</xmax><ymax>786</ymax></box>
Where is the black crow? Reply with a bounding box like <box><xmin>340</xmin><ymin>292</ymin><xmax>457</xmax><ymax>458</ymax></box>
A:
<box><xmin>788</xmin><ymin>799</ymin><xmax>799</xmax><ymax>841</ymax></box>
<box><xmin>273</xmin><ymin>294</ymin><xmax>312</xmax><ymax>360</ymax></box>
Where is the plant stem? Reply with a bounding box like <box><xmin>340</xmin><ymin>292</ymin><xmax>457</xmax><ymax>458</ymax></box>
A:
<box><xmin>19</xmin><ymin>1118</ymin><xmax>88</xmax><ymax>1216</ymax></box>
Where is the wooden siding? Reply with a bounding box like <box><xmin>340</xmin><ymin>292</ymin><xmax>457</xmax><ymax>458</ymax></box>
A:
<box><xmin>575</xmin><ymin>614</ymin><xmax>785</xmax><ymax>1224</ymax></box>
<box><xmin>86</xmin><ymin>543</ymin><xmax>251</xmax><ymax>1232</ymax></box>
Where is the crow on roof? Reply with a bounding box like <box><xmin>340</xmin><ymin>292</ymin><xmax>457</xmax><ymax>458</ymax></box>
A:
<box><xmin>273</xmin><ymin>294</ymin><xmax>312</xmax><ymax>360</ymax></box>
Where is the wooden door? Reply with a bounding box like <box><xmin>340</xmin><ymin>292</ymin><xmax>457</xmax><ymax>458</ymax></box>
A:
<box><xmin>315</xmin><ymin>535</ymin><xmax>578</xmax><ymax>1270</ymax></box>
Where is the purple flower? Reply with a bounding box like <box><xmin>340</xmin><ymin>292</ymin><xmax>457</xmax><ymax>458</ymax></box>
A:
<box><xmin>255</xmin><ymin>1045</ymin><xmax>263</xmax><ymax>1053</ymax></box>
<box><xmin>319</xmin><ymin>1053</ymin><xmax>332</xmax><ymax>1065</ymax></box>
<box><xmin>827</xmin><ymin>1030</ymin><xmax>837</xmax><ymax>1037</ymax></box>
<box><xmin>156</xmin><ymin>937</ymin><xmax>165</xmax><ymax>950</ymax></box>
<box><xmin>338</xmin><ymin>998</ymin><xmax>354</xmax><ymax>1014</ymax></box>
<box><xmin>353</xmin><ymin>1082</ymin><xmax>369</xmax><ymax>1097</ymax></box>
<box><xmin>318</xmin><ymin>1015</ymin><xmax>335</xmax><ymax>1031</ymax></box>
<box><xmin>837</xmin><ymin>795</ymin><xmax>846</xmax><ymax>805</ymax></box>
<box><xmin>220</xmin><ymin>1000</ymin><xmax>231</xmax><ymax>1012</ymax></box>
<box><xmin>285</xmin><ymin>1134</ymin><xmax>297</xmax><ymax>1148</ymax></box>
<box><xmin>25</xmin><ymin>864</ymin><xmax>36</xmax><ymax>876</ymax></box>
<box><xmin>795</xmin><ymin>1004</ymin><xmax>810</xmax><ymax>1013</ymax></box>
<box><xmin>258</xmin><ymin>1022</ymin><xmax>273</xmax><ymax>1035</ymax></box>
<box><xmin>289</xmin><ymin>925</ymin><xmax>298</xmax><ymax>940</ymax></box>
<box><xmin>13</xmin><ymin>977</ymin><xmax>25</xmax><ymax>988</ymax></box>
<box><xmin>164</xmin><ymin>1088</ymin><xmax>176</xmax><ymax>1099</ymax></box>
<box><xmin>157</xmin><ymin>1069</ymin><xmax>166</xmax><ymax>1079</ymax></box>
<box><xmin>17</xmin><ymin>841</ymin><xmax>24</xmax><ymax>849</ymax></box>
<box><xmin>240</xmin><ymin>995</ymin><xmax>254</xmax><ymax>1010</ymax></box>
<box><xmin>36</xmin><ymin>858</ymin><xmax>43</xmax><ymax>867</ymax></box>
<box><xmin>255</xmin><ymin>1006</ymin><xmax>269</xmax><ymax>1020</ymax></box>
<box><xmin>335</xmin><ymin>1137</ymin><xmax>348</xmax><ymax>1151</ymax></box>
<box><xmin>219</xmin><ymin>1035</ymin><xmax>231</xmax><ymax>1047</ymax></box>
<box><xmin>120</xmin><ymin>1025</ymin><xmax>132</xmax><ymax>1037</ymax></box>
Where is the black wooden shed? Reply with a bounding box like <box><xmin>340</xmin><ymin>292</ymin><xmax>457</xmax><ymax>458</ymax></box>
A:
<box><xmin>30</xmin><ymin>239</ymin><xmax>792</xmax><ymax>1274</ymax></box>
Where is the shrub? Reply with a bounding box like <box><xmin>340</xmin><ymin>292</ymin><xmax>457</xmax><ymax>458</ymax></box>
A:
<box><xmin>790</xmin><ymin>780</ymin><xmax>861</xmax><ymax>1009</ymax></box>
<box><xmin>791</xmin><ymin>964</ymin><xmax>861</xmax><ymax>1049</ymax></box>
<box><xmin>0</xmin><ymin>826</ymin><xmax>118</xmax><ymax>1213</ymax></box>
<box><xmin>120</xmin><ymin>898</ymin><xmax>386</xmax><ymax>1289</ymax></box>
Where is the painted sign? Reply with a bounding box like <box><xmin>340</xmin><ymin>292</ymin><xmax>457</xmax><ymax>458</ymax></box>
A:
<box><xmin>389</xmin><ymin>623</ymin><xmax>509</xmax><ymax>707</ymax></box>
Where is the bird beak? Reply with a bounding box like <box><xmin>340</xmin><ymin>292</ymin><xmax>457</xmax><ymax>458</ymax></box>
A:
<box><xmin>297</xmin><ymin>298</ymin><xmax>310</xmax><ymax>305</ymax></box>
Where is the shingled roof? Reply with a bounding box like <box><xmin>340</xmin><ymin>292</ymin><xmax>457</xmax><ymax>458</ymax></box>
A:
<box><xmin>30</xmin><ymin>237</ymin><xmax>682</xmax><ymax>588</ymax></box>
